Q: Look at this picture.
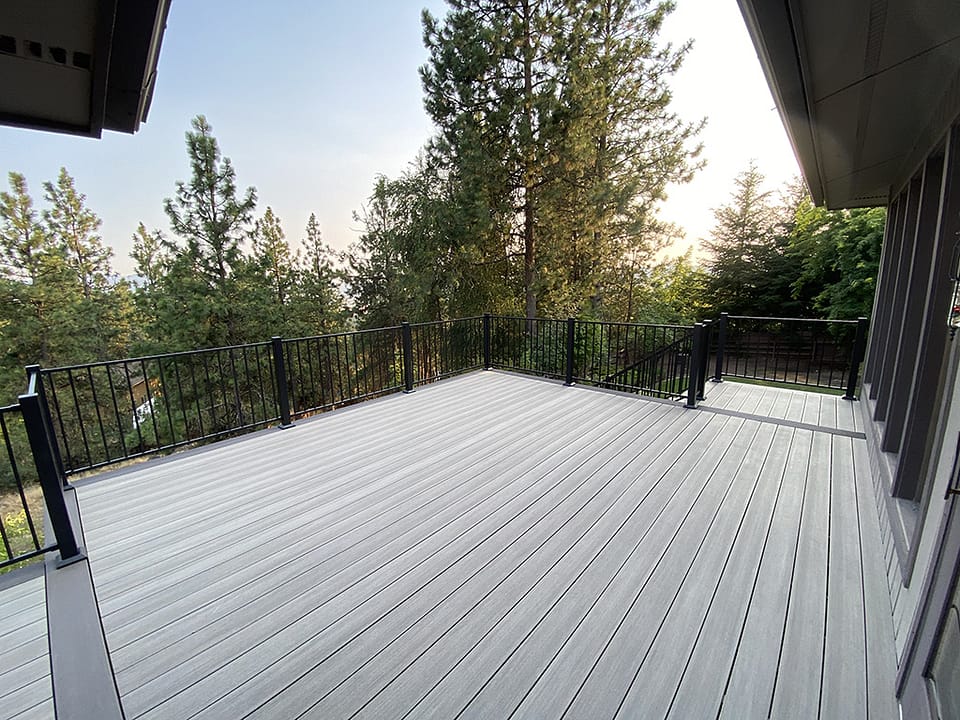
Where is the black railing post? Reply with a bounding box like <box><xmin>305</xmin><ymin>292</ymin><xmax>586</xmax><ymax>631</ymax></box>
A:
<box><xmin>271</xmin><ymin>337</ymin><xmax>293</xmax><ymax>427</ymax></box>
<box><xmin>564</xmin><ymin>317</ymin><xmax>576</xmax><ymax>386</ymax></box>
<box><xmin>713</xmin><ymin>313</ymin><xmax>728</xmax><ymax>382</ymax></box>
<box><xmin>483</xmin><ymin>313</ymin><xmax>492</xmax><ymax>370</ymax></box>
<box><xmin>25</xmin><ymin>365</ymin><xmax>68</xmax><ymax>486</ymax></box>
<box><xmin>686</xmin><ymin>323</ymin><xmax>704</xmax><ymax>409</ymax></box>
<box><xmin>843</xmin><ymin>317</ymin><xmax>869</xmax><ymax>400</ymax></box>
<box><xmin>19</xmin><ymin>391</ymin><xmax>83</xmax><ymax>565</ymax></box>
<box><xmin>401</xmin><ymin>322</ymin><xmax>415</xmax><ymax>393</ymax></box>
<box><xmin>698</xmin><ymin>320</ymin><xmax>711</xmax><ymax>400</ymax></box>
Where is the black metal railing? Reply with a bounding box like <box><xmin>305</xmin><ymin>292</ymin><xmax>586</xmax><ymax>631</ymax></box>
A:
<box><xmin>488</xmin><ymin>316</ymin><xmax>570</xmax><ymax>379</ymax></box>
<box><xmin>409</xmin><ymin>317</ymin><xmax>485</xmax><ymax>386</ymax></box>
<box><xmin>0</xmin><ymin>369</ymin><xmax>82</xmax><ymax>569</ymax></box>
<box><xmin>485</xmin><ymin>316</ymin><xmax>694</xmax><ymax>400</ymax></box>
<box><xmin>0</xmin><ymin>404</ymin><xmax>44</xmax><ymax>568</ymax></box>
<box><xmin>41</xmin><ymin>342</ymin><xmax>280</xmax><ymax>475</ymax></box>
<box><xmin>21</xmin><ymin>312</ymin><xmax>871</xmax><ymax>481</ymax></box>
<box><xmin>710</xmin><ymin>314</ymin><xmax>869</xmax><ymax>398</ymax></box>
<box><xmin>282</xmin><ymin>326</ymin><xmax>404</xmax><ymax>420</ymax></box>
<box><xmin>571</xmin><ymin>320</ymin><xmax>693</xmax><ymax>399</ymax></box>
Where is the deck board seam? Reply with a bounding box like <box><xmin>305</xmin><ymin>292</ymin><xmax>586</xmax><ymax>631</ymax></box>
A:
<box><xmin>694</xmin><ymin>404</ymin><xmax>865</xmax><ymax>439</ymax></box>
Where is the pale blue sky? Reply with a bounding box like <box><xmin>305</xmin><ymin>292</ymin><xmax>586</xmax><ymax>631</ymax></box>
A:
<box><xmin>0</xmin><ymin>0</ymin><xmax>799</xmax><ymax>276</ymax></box>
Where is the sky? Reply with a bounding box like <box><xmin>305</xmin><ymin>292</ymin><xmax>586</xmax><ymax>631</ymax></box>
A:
<box><xmin>0</xmin><ymin>0</ymin><xmax>801</xmax><ymax>277</ymax></box>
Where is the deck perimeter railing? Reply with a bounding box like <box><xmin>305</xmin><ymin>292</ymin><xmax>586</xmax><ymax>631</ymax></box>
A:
<box><xmin>710</xmin><ymin>314</ymin><xmax>869</xmax><ymax>398</ymax></box>
<box><xmin>0</xmin><ymin>367</ymin><xmax>82</xmax><ymax>569</ymax></box>
<box><xmin>488</xmin><ymin>316</ymin><xmax>693</xmax><ymax>399</ymax></box>
<box><xmin>18</xmin><ymin>312</ymin><xmax>869</xmax><ymax>479</ymax></box>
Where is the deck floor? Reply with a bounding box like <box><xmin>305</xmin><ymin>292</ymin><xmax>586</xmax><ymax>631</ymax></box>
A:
<box><xmin>700</xmin><ymin>378</ymin><xmax>861</xmax><ymax>434</ymax></box>
<box><xmin>74</xmin><ymin>371</ymin><xmax>896</xmax><ymax>719</ymax></box>
<box><xmin>0</xmin><ymin>566</ymin><xmax>52</xmax><ymax>720</ymax></box>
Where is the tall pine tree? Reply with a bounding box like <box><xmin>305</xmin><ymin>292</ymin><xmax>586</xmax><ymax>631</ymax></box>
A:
<box><xmin>163</xmin><ymin>115</ymin><xmax>257</xmax><ymax>347</ymax></box>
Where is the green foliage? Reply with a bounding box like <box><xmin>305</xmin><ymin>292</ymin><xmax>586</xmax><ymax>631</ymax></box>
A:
<box><xmin>789</xmin><ymin>201</ymin><xmax>885</xmax><ymax>320</ymax></box>
<box><xmin>702</xmin><ymin>166</ymin><xmax>884</xmax><ymax>320</ymax></box>
<box><xmin>161</xmin><ymin>115</ymin><xmax>257</xmax><ymax>348</ymax></box>
<box><xmin>418</xmin><ymin>0</ymin><xmax>702</xmax><ymax>320</ymax></box>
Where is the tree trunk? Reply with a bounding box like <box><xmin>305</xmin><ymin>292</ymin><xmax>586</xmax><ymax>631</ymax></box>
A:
<box><xmin>522</xmin><ymin>0</ymin><xmax>537</xmax><ymax>323</ymax></box>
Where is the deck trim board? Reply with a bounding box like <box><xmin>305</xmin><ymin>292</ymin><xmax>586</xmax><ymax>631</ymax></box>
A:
<box><xmin>696</xmin><ymin>403</ymin><xmax>865</xmax><ymax>439</ymax></box>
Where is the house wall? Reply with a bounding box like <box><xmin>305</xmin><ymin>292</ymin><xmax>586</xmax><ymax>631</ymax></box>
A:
<box><xmin>859</xmin><ymin>117</ymin><xmax>960</xmax><ymax>707</ymax></box>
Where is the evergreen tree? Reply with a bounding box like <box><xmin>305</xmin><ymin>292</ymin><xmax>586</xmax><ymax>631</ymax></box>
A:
<box><xmin>0</xmin><ymin>173</ymin><xmax>47</xmax><ymax>285</ymax></box>
<box><xmin>129</xmin><ymin>223</ymin><xmax>170</xmax><ymax>349</ymax></box>
<box><xmin>421</xmin><ymin>0</ymin><xmax>568</xmax><ymax>320</ymax></box>
<box><xmin>420</xmin><ymin>0</ymin><xmax>701</xmax><ymax>320</ymax></box>
<box><xmin>163</xmin><ymin>115</ymin><xmax>257</xmax><ymax>347</ymax></box>
<box><xmin>789</xmin><ymin>198</ymin><xmax>884</xmax><ymax>319</ymax></box>
<box><xmin>43</xmin><ymin>168</ymin><xmax>113</xmax><ymax>300</ymax></box>
<box><xmin>702</xmin><ymin>161</ymin><xmax>782</xmax><ymax>315</ymax></box>
<box><xmin>42</xmin><ymin>168</ymin><xmax>120</xmax><ymax>358</ymax></box>
<box><xmin>295</xmin><ymin>213</ymin><xmax>345</xmax><ymax>334</ymax></box>
<box><xmin>242</xmin><ymin>206</ymin><xmax>299</xmax><ymax>337</ymax></box>
<box><xmin>539</xmin><ymin>0</ymin><xmax>702</xmax><ymax>317</ymax></box>
<box><xmin>347</xmin><ymin>176</ymin><xmax>412</xmax><ymax>327</ymax></box>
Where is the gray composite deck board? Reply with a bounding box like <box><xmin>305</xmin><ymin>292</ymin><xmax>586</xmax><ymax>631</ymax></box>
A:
<box><xmin>123</xmin><ymin>398</ymin><xmax>676</xmax><ymax>717</ymax></box>
<box><xmin>716</xmin><ymin>429</ymin><xmax>813</xmax><ymax>719</ymax></box>
<box><xmin>770</xmin><ymin>431</ymin><xmax>832</xmax><ymax>719</ymax></box>
<box><xmin>0</xmin><ymin>569</ymin><xmax>51</xmax><ymax>720</ymax></box>
<box><xmin>821</xmin><ymin>436</ymin><xmax>869</xmax><ymax>718</ymax></box>
<box><xmin>705</xmin><ymin>379</ymin><xmax>857</xmax><ymax>433</ymax></box>
<box><xmin>852</xmin><ymin>439</ymin><xmax>900</xmax><ymax>720</ymax></box>
<box><xmin>68</xmin><ymin>370</ymin><xmax>898</xmax><ymax>720</ymax></box>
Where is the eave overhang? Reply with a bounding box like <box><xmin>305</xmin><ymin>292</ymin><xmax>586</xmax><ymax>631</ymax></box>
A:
<box><xmin>737</xmin><ymin>0</ymin><xmax>960</xmax><ymax>209</ymax></box>
<box><xmin>0</xmin><ymin>0</ymin><xmax>171</xmax><ymax>138</ymax></box>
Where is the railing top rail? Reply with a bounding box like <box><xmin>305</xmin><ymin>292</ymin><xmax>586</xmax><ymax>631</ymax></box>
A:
<box><xmin>488</xmin><ymin>315</ymin><xmax>691</xmax><ymax>331</ymax></box>
<box><xmin>25</xmin><ymin>366</ymin><xmax>39</xmax><ymax>394</ymax></box>
<box><xmin>284</xmin><ymin>326</ymin><xmax>403</xmax><ymax>343</ymax></box>
<box><xmin>41</xmin><ymin>341</ymin><xmax>273</xmax><ymax>373</ymax></box>
<box><xmin>0</xmin><ymin>403</ymin><xmax>19</xmax><ymax>414</ymax></box>
<box><xmin>407</xmin><ymin>316</ymin><xmax>484</xmax><ymax>328</ymax></box>
<box><xmin>727</xmin><ymin>315</ymin><xmax>858</xmax><ymax>325</ymax></box>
